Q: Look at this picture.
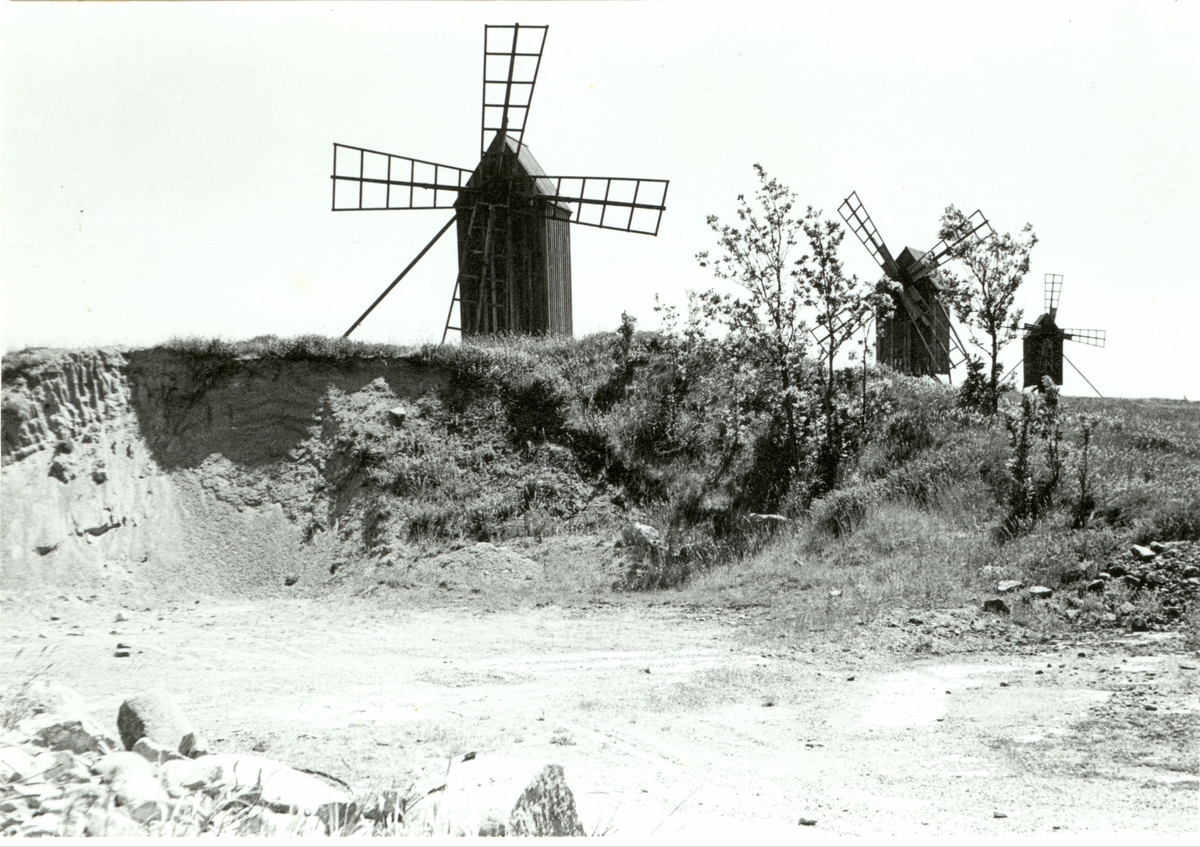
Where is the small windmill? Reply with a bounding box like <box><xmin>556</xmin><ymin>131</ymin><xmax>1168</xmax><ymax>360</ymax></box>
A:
<box><xmin>330</xmin><ymin>23</ymin><xmax>669</xmax><ymax>341</ymax></box>
<box><xmin>837</xmin><ymin>192</ymin><xmax>994</xmax><ymax>377</ymax></box>
<box><xmin>1022</xmin><ymin>273</ymin><xmax>1106</xmax><ymax>391</ymax></box>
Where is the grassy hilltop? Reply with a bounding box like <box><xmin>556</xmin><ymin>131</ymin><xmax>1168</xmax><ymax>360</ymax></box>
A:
<box><xmin>88</xmin><ymin>329</ymin><xmax>1195</xmax><ymax>634</ymax></box>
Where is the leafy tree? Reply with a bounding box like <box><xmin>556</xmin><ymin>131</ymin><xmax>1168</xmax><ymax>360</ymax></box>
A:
<box><xmin>696</xmin><ymin>164</ymin><xmax>811</xmax><ymax>490</ymax></box>
<box><xmin>937</xmin><ymin>206</ymin><xmax>1037</xmax><ymax>414</ymax></box>
<box><xmin>796</xmin><ymin>210</ymin><xmax>887</xmax><ymax>491</ymax></box>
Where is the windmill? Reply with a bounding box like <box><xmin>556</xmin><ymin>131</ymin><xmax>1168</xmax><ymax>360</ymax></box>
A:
<box><xmin>1022</xmin><ymin>274</ymin><xmax>1106</xmax><ymax>391</ymax></box>
<box><xmin>837</xmin><ymin>192</ymin><xmax>994</xmax><ymax>377</ymax></box>
<box><xmin>330</xmin><ymin>23</ymin><xmax>669</xmax><ymax>341</ymax></box>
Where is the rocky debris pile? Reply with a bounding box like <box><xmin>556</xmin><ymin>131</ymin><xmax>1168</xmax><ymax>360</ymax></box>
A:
<box><xmin>0</xmin><ymin>681</ymin><xmax>585</xmax><ymax>837</ymax></box>
<box><xmin>980</xmin><ymin>540</ymin><xmax>1200</xmax><ymax>632</ymax></box>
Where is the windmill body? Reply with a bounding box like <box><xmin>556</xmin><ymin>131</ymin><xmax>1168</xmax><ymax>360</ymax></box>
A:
<box><xmin>329</xmin><ymin>24</ymin><xmax>668</xmax><ymax>341</ymax></box>
<box><xmin>453</xmin><ymin>135</ymin><xmax>573</xmax><ymax>335</ymax></box>
<box><xmin>1022</xmin><ymin>274</ymin><xmax>1106</xmax><ymax>390</ymax></box>
<box><xmin>838</xmin><ymin>192</ymin><xmax>993</xmax><ymax>377</ymax></box>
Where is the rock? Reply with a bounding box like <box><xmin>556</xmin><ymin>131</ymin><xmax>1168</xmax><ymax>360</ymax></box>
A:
<box><xmin>1086</xmin><ymin>579</ymin><xmax>1106</xmax><ymax>593</ymax></box>
<box><xmin>160</xmin><ymin>757</ymin><xmax>224</xmax><ymax>796</ymax></box>
<box><xmin>387</xmin><ymin>406</ymin><xmax>407</xmax><ymax>426</ymax></box>
<box><xmin>1123</xmin><ymin>575</ymin><xmax>1143</xmax><ymax>590</ymax></box>
<box><xmin>29</xmin><ymin>716</ymin><xmax>115</xmax><ymax>756</ymax></box>
<box><xmin>1028</xmin><ymin>586</ymin><xmax>1053</xmax><ymax>600</ymax></box>
<box><xmin>94</xmin><ymin>752</ymin><xmax>168</xmax><ymax>824</ymax></box>
<box><xmin>747</xmin><ymin>514</ymin><xmax>789</xmax><ymax>529</ymax></box>
<box><xmin>284</xmin><ymin>575</ymin><xmax>299</xmax><ymax>586</ymax></box>
<box><xmin>0</xmin><ymin>747</ymin><xmax>39</xmax><ymax>782</ymax></box>
<box><xmin>117</xmin><ymin>690</ymin><xmax>201</xmax><ymax>757</ymax></box>
<box><xmin>1130</xmin><ymin>545</ymin><xmax>1156</xmax><ymax>563</ymax></box>
<box><xmin>1149</xmin><ymin>541</ymin><xmax>1170</xmax><ymax>555</ymax></box>
<box><xmin>132</xmin><ymin>737</ymin><xmax>182</xmax><ymax>764</ymax></box>
<box><xmin>31</xmin><ymin>749</ymin><xmax>89</xmax><ymax>783</ymax></box>
<box><xmin>997</xmin><ymin>580</ymin><xmax>1024</xmax><ymax>594</ymax></box>
<box><xmin>614</xmin><ymin>522</ymin><xmax>663</xmax><ymax>551</ymax></box>
<box><xmin>1182</xmin><ymin>566</ymin><xmax>1200</xmax><ymax>579</ymax></box>
<box><xmin>176</xmin><ymin>754</ymin><xmax>349</xmax><ymax>816</ymax></box>
<box><xmin>84</xmin><ymin>806</ymin><xmax>147</xmax><ymax>837</ymax></box>
<box><xmin>406</xmin><ymin>754</ymin><xmax>585</xmax><ymax>837</ymax></box>
<box><xmin>1130</xmin><ymin>617</ymin><xmax>1150</xmax><ymax>633</ymax></box>
<box><xmin>798</xmin><ymin>817</ymin><xmax>818</xmax><ymax>826</ymax></box>
<box><xmin>982</xmin><ymin>599</ymin><xmax>1010</xmax><ymax>615</ymax></box>
<box><xmin>1059</xmin><ymin>566</ymin><xmax>1088</xmax><ymax>585</ymax></box>
<box><xmin>1064</xmin><ymin>608</ymin><xmax>1081</xmax><ymax>622</ymax></box>
<box><xmin>1107</xmin><ymin>564</ymin><xmax>1128</xmax><ymax>578</ymax></box>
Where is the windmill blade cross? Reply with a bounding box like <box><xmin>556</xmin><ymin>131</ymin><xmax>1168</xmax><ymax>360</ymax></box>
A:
<box><xmin>1062</xmin><ymin>328</ymin><xmax>1106</xmax><ymax>348</ymax></box>
<box><xmin>1044</xmin><ymin>273</ymin><xmax>1064</xmax><ymax>318</ymax></box>
<box><xmin>531</xmin><ymin>176</ymin><xmax>670</xmax><ymax>235</ymax></box>
<box><xmin>915</xmin><ymin>209</ymin><xmax>994</xmax><ymax>276</ymax></box>
<box><xmin>837</xmin><ymin>191</ymin><xmax>896</xmax><ymax>277</ymax></box>
<box><xmin>481</xmin><ymin>23</ymin><xmax>548</xmax><ymax>156</ymax></box>
<box><xmin>331</xmin><ymin>144</ymin><xmax>472</xmax><ymax>211</ymax></box>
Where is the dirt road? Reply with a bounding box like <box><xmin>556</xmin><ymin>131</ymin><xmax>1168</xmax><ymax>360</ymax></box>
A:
<box><xmin>3</xmin><ymin>593</ymin><xmax>1197</xmax><ymax>839</ymax></box>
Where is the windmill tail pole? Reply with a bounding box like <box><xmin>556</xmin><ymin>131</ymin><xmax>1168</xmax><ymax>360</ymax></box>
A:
<box><xmin>342</xmin><ymin>214</ymin><xmax>457</xmax><ymax>338</ymax></box>
<box><xmin>1001</xmin><ymin>359</ymin><xmax>1022</xmax><ymax>387</ymax></box>
<box><xmin>1063</xmin><ymin>352</ymin><xmax>1104</xmax><ymax>398</ymax></box>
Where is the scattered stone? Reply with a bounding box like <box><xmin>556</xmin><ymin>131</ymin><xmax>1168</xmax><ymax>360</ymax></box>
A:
<box><xmin>117</xmin><ymin>690</ymin><xmax>202</xmax><ymax>757</ymax></box>
<box><xmin>387</xmin><ymin>406</ymin><xmax>407</xmax><ymax>426</ymax></box>
<box><xmin>798</xmin><ymin>817</ymin><xmax>818</xmax><ymax>826</ymax></box>
<box><xmin>993</xmin><ymin>811</ymin><xmax>1007</xmax><ymax>819</ymax></box>
<box><xmin>29</xmin><ymin>716</ymin><xmax>115</xmax><ymax>757</ymax></box>
<box><xmin>1059</xmin><ymin>566</ymin><xmax>1088</xmax><ymax>585</ymax></box>
<box><xmin>1182</xmin><ymin>566</ymin><xmax>1200</xmax><ymax>579</ymax></box>
<box><xmin>114</xmin><ymin>650</ymin><xmax>130</xmax><ymax>658</ymax></box>
<box><xmin>405</xmin><ymin>755</ymin><xmax>584</xmax><ymax>837</ymax></box>
<box><xmin>1107</xmin><ymin>564</ymin><xmax>1128</xmax><ymax>578</ymax></box>
<box><xmin>1028</xmin><ymin>586</ymin><xmax>1053</xmax><ymax>600</ymax></box>
<box><xmin>1086</xmin><ymin>579</ymin><xmax>1106</xmax><ymax>593</ymax></box>
<box><xmin>132</xmin><ymin>737</ymin><xmax>182</xmax><ymax>764</ymax></box>
<box><xmin>94</xmin><ymin>752</ymin><xmax>168</xmax><ymax>823</ymax></box>
<box><xmin>1144</xmin><ymin>705</ymin><xmax>1158</xmax><ymax>711</ymax></box>
<box><xmin>614</xmin><ymin>522</ymin><xmax>663</xmax><ymax>551</ymax></box>
<box><xmin>187</xmin><ymin>754</ymin><xmax>349</xmax><ymax>816</ymax></box>
<box><xmin>0</xmin><ymin>747</ymin><xmax>38</xmax><ymax>782</ymax></box>
<box><xmin>284</xmin><ymin>575</ymin><xmax>299</xmax><ymax>586</ymax></box>
<box><xmin>997</xmin><ymin>580</ymin><xmax>1024</xmax><ymax>594</ymax></box>
<box><xmin>982</xmin><ymin>599</ymin><xmax>1010</xmax><ymax>615</ymax></box>
<box><xmin>908</xmin><ymin>617</ymin><xmax>924</xmax><ymax>625</ymax></box>
<box><xmin>1130</xmin><ymin>545</ymin><xmax>1156</xmax><ymax>563</ymax></box>
<box><xmin>1130</xmin><ymin>618</ymin><xmax>1150</xmax><ymax>633</ymax></box>
<box><xmin>1149</xmin><ymin>541</ymin><xmax>1170</xmax><ymax>555</ymax></box>
<box><xmin>114</xmin><ymin>612</ymin><xmax>127</xmax><ymax>622</ymax></box>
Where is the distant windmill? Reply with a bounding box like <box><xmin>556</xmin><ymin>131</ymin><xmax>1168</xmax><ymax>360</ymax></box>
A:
<box><xmin>837</xmin><ymin>192</ymin><xmax>994</xmax><ymax>377</ymax></box>
<box><xmin>1022</xmin><ymin>274</ymin><xmax>1106</xmax><ymax>391</ymax></box>
<box><xmin>330</xmin><ymin>23</ymin><xmax>669</xmax><ymax>341</ymax></box>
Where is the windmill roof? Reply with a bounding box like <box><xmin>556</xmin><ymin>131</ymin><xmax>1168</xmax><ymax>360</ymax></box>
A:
<box><xmin>486</xmin><ymin>134</ymin><xmax>559</xmax><ymax>197</ymax></box>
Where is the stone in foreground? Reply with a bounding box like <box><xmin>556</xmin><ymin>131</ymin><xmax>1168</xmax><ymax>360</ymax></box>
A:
<box><xmin>406</xmin><ymin>754</ymin><xmax>586</xmax><ymax>837</ymax></box>
<box><xmin>117</xmin><ymin>689</ymin><xmax>204</xmax><ymax>757</ymax></box>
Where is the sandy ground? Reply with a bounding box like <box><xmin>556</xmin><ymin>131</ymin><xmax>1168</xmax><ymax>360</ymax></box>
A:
<box><xmin>3</xmin><ymin>592</ymin><xmax>1197</xmax><ymax>841</ymax></box>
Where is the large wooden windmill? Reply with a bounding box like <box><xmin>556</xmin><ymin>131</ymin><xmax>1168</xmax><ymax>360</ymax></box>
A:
<box><xmin>331</xmin><ymin>23</ymin><xmax>669</xmax><ymax>341</ymax></box>
<box><xmin>837</xmin><ymin>192</ymin><xmax>993</xmax><ymax>377</ymax></box>
<box><xmin>1022</xmin><ymin>274</ymin><xmax>1106</xmax><ymax>390</ymax></box>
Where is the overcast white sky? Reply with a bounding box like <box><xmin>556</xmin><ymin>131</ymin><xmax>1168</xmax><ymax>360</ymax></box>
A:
<box><xmin>3</xmin><ymin>1</ymin><xmax>1197</xmax><ymax>399</ymax></box>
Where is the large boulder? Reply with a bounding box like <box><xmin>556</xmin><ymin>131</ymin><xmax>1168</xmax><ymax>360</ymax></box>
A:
<box><xmin>406</xmin><ymin>754</ymin><xmax>586</xmax><ymax>837</ymax></box>
<box><xmin>93</xmin><ymin>751</ymin><xmax>168</xmax><ymax>824</ymax></box>
<box><xmin>162</xmin><ymin>754</ymin><xmax>348</xmax><ymax>817</ymax></box>
<box><xmin>117</xmin><ymin>689</ymin><xmax>206</xmax><ymax>758</ymax></box>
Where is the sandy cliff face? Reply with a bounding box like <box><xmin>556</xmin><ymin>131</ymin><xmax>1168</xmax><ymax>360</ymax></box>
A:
<box><xmin>1</xmin><ymin>349</ymin><xmax>450</xmax><ymax>600</ymax></box>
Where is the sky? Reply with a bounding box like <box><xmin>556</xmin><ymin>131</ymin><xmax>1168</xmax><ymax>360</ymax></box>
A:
<box><xmin>2</xmin><ymin>0</ymin><xmax>1197</xmax><ymax>399</ymax></box>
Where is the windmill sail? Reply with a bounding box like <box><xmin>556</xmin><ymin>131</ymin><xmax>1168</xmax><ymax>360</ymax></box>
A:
<box><xmin>331</xmin><ymin>145</ymin><xmax>472</xmax><ymax>211</ymax></box>
<box><xmin>909</xmin><ymin>210</ymin><xmax>993</xmax><ymax>281</ymax></box>
<box><xmin>537</xmin><ymin>176</ymin><xmax>669</xmax><ymax>235</ymax></box>
<box><xmin>481</xmin><ymin>24</ymin><xmax>548</xmax><ymax>155</ymax></box>
<box><xmin>1062</xmin><ymin>328</ymin><xmax>1106</xmax><ymax>347</ymax></box>
<box><xmin>837</xmin><ymin>191</ymin><xmax>897</xmax><ymax>278</ymax></box>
